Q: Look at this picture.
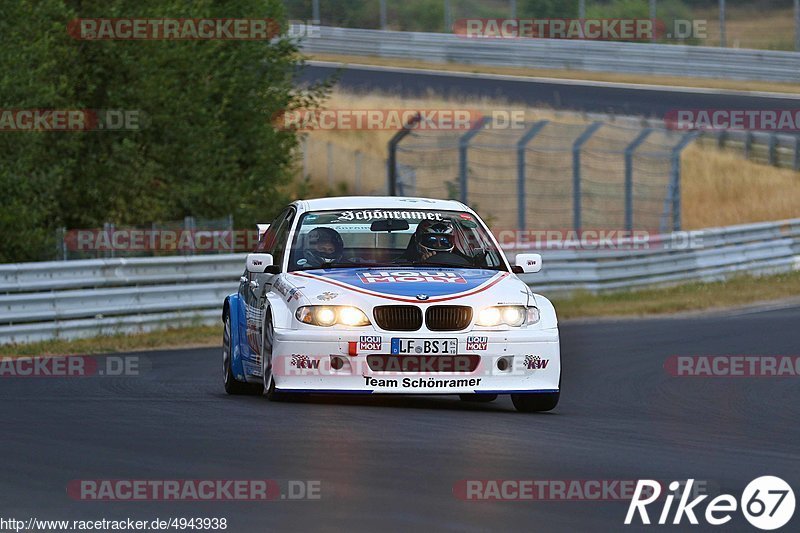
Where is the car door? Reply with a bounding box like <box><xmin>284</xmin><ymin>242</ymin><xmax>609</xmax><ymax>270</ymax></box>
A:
<box><xmin>242</xmin><ymin>207</ymin><xmax>296</xmax><ymax>366</ymax></box>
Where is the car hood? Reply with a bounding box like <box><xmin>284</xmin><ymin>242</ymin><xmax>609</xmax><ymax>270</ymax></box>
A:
<box><xmin>288</xmin><ymin>267</ymin><xmax>527</xmax><ymax>304</ymax></box>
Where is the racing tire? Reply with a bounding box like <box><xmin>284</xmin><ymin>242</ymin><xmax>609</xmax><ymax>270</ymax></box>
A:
<box><xmin>510</xmin><ymin>391</ymin><xmax>559</xmax><ymax>413</ymax></box>
<box><xmin>459</xmin><ymin>394</ymin><xmax>498</xmax><ymax>403</ymax></box>
<box><xmin>223</xmin><ymin>313</ymin><xmax>261</xmax><ymax>395</ymax></box>
<box><xmin>261</xmin><ymin>314</ymin><xmax>298</xmax><ymax>403</ymax></box>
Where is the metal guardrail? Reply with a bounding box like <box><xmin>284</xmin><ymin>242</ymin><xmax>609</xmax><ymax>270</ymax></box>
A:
<box><xmin>0</xmin><ymin>255</ymin><xmax>245</xmax><ymax>344</ymax></box>
<box><xmin>297</xmin><ymin>26</ymin><xmax>800</xmax><ymax>83</ymax></box>
<box><xmin>1</xmin><ymin>219</ymin><xmax>798</xmax><ymax>344</ymax></box>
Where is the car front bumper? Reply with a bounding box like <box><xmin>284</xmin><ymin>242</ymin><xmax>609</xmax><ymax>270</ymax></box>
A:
<box><xmin>270</xmin><ymin>327</ymin><xmax>560</xmax><ymax>394</ymax></box>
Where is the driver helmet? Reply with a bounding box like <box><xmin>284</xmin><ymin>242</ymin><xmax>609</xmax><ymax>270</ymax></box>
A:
<box><xmin>415</xmin><ymin>219</ymin><xmax>455</xmax><ymax>256</ymax></box>
<box><xmin>304</xmin><ymin>227</ymin><xmax>344</xmax><ymax>265</ymax></box>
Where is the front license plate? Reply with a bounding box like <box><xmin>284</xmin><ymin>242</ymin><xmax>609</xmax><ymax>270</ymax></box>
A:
<box><xmin>391</xmin><ymin>338</ymin><xmax>458</xmax><ymax>355</ymax></box>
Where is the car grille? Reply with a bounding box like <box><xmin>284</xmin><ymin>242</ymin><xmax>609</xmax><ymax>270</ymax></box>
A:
<box><xmin>425</xmin><ymin>305</ymin><xmax>473</xmax><ymax>331</ymax></box>
<box><xmin>366</xmin><ymin>355</ymin><xmax>480</xmax><ymax>373</ymax></box>
<box><xmin>373</xmin><ymin>306</ymin><xmax>423</xmax><ymax>331</ymax></box>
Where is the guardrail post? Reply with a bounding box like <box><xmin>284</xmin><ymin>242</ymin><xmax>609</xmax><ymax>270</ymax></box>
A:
<box><xmin>768</xmin><ymin>133</ymin><xmax>778</xmax><ymax>166</ymax></box>
<box><xmin>387</xmin><ymin>113</ymin><xmax>420</xmax><ymax>196</ymax></box>
<box><xmin>665</xmin><ymin>131</ymin><xmax>699</xmax><ymax>232</ymax></box>
<box><xmin>516</xmin><ymin>120</ymin><xmax>549</xmax><ymax>232</ymax></box>
<box><xmin>572</xmin><ymin>122</ymin><xmax>603</xmax><ymax>231</ymax></box>
<box><xmin>458</xmin><ymin>116</ymin><xmax>491</xmax><ymax>205</ymax></box>
<box><xmin>624</xmin><ymin>128</ymin><xmax>653</xmax><ymax>232</ymax></box>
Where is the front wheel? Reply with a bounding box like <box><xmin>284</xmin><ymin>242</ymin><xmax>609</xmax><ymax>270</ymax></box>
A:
<box><xmin>511</xmin><ymin>391</ymin><xmax>559</xmax><ymax>413</ymax></box>
<box><xmin>223</xmin><ymin>313</ymin><xmax>260</xmax><ymax>395</ymax></box>
<box><xmin>261</xmin><ymin>314</ymin><xmax>296</xmax><ymax>402</ymax></box>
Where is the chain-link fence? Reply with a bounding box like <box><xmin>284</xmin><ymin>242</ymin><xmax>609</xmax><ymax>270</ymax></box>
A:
<box><xmin>391</xmin><ymin>119</ymin><xmax>697</xmax><ymax>232</ymax></box>
<box><xmin>299</xmin><ymin>136</ymin><xmax>389</xmax><ymax>195</ymax></box>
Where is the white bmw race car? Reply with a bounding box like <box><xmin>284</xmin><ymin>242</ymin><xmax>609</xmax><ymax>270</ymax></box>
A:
<box><xmin>222</xmin><ymin>196</ymin><xmax>560</xmax><ymax>412</ymax></box>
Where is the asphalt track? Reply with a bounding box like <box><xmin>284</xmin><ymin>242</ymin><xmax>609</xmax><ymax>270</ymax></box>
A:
<box><xmin>2</xmin><ymin>305</ymin><xmax>799</xmax><ymax>531</ymax></box>
<box><xmin>298</xmin><ymin>63</ymin><xmax>800</xmax><ymax>117</ymax></box>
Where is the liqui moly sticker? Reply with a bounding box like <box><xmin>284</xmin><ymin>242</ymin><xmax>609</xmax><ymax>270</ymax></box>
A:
<box><xmin>466</xmin><ymin>336</ymin><xmax>488</xmax><ymax>351</ymax></box>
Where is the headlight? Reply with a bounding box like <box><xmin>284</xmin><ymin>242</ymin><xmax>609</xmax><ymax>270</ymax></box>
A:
<box><xmin>476</xmin><ymin>305</ymin><xmax>539</xmax><ymax>327</ymax></box>
<box><xmin>296</xmin><ymin>306</ymin><xmax>371</xmax><ymax>327</ymax></box>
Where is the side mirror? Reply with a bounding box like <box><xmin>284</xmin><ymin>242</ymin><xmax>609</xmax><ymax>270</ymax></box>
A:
<box><xmin>514</xmin><ymin>253</ymin><xmax>542</xmax><ymax>274</ymax></box>
<box><xmin>246</xmin><ymin>253</ymin><xmax>274</xmax><ymax>273</ymax></box>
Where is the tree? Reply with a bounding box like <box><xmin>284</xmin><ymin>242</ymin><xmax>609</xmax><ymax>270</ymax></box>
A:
<box><xmin>0</xmin><ymin>0</ymin><xmax>326</xmax><ymax>262</ymax></box>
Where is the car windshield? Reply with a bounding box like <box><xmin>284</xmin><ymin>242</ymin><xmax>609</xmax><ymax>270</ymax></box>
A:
<box><xmin>287</xmin><ymin>208</ymin><xmax>506</xmax><ymax>272</ymax></box>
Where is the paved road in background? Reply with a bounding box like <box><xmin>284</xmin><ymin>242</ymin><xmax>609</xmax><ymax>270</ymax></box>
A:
<box><xmin>298</xmin><ymin>62</ymin><xmax>800</xmax><ymax>118</ymax></box>
<box><xmin>3</xmin><ymin>306</ymin><xmax>799</xmax><ymax>531</ymax></box>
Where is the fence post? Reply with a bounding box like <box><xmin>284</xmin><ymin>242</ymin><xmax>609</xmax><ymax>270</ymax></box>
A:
<box><xmin>717</xmin><ymin>129</ymin><xmax>727</xmax><ymax>149</ymax></box>
<box><xmin>302</xmin><ymin>136</ymin><xmax>308</xmax><ymax>179</ymax></box>
<box><xmin>354</xmin><ymin>150</ymin><xmax>363</xmax><ymax>194</ymax></box>
<box><xmin>326</xmin><ymin>141</ymin><xmax>333</xmax><ymax>188</ymax></box>
<box><xmin>458</xmin><ymin>116</ymin><xmax>491</xmax><ymax>205</ymax></box>
<box><xmin>624</xmin><ymin>128</ymin><xmax>653</xmax><ymax>232</ymax></box>
<box><xmin>516</xmin><ymin>120</ymin><xmax>549</xmax><ymax>232</ymax></box>
<box><xmin>768</xmin><ymin>133</ymin><xmax>778</xmax><ymax>166</ymax></box>
<box><xmin>184</xmin><ymin>216</ymin><xmax>196</xmax><ymax>256</ymax></box>
<box><xmin>795</xmin><ymin>135</ymin><xmax>800</xmax><ymax>171</ymax></box>
<box><xmin>380</xmin><ymin>0</ymin><xmax>388</xmax><ymax>29</ymax></box>
<box><xmin>57</xmin><ymin>227</ymin><xmax>67</xmax><ymax>260</ymax></box>
<box><xmin>666</xmin><ymin>131</ymin><xmax>699</xmax><ymax>232</ymax></box>
<box><xmin>572</xmin><ymin>122</ymin><xmax>603</xmax><ymax>231</ymax></box>
<box><xmin>387</xmin><ymin>113</ymin><xmax>420</xmax><ymax>196</ymax></box>
<box><xmin>743</xmin><ymin>131</ymin><xmax>752</xmax><ymax>160</ymax></box>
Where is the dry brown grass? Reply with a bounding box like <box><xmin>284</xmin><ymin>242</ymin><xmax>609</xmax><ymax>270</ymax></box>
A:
<box><xmin>695</xmin><ymin>7</ymin><xmax>797</xmax><ymax>50</ymax></box>
<box><xmin>681</xmin><ymin>143</ymin><xmax>800</xmax><ymax>228</ymax></box>
<box><xmin>297</xmin><ymin>90</ymin><xmax>800</xmax><ymax>229</ymax></box>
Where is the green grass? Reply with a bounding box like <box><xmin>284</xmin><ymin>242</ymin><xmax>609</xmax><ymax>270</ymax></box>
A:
<box><xmin>552</xmin><ymin>270</ymin><xmax>800</xmax><ymax>320</ymax></box>
<box><xmin>2</xmin><ymin>270</ymin><xmax>799</xmax><ymax>357</ymax></box>
<box><xmin>0</xmin><ymin>325</ymin><xmax>219</xmax><ymax>357</ymax></box>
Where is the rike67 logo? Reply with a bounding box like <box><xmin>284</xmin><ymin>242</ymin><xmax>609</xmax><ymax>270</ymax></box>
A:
<box><xmin>358</xmin><ymin>271</ymin><xmax>466</xmax><ymax>284</ymax></box>
<box><xmin>626</xmin><ymin>477</ymin><xmax>795</xmax><ymax>530</ymax></box>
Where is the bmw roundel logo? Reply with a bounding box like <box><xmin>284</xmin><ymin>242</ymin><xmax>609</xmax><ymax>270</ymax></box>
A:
<box><xmin>416</xmin><ymin>294</ymin><xmax>429</xmax><ymax>301</ymax></box>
